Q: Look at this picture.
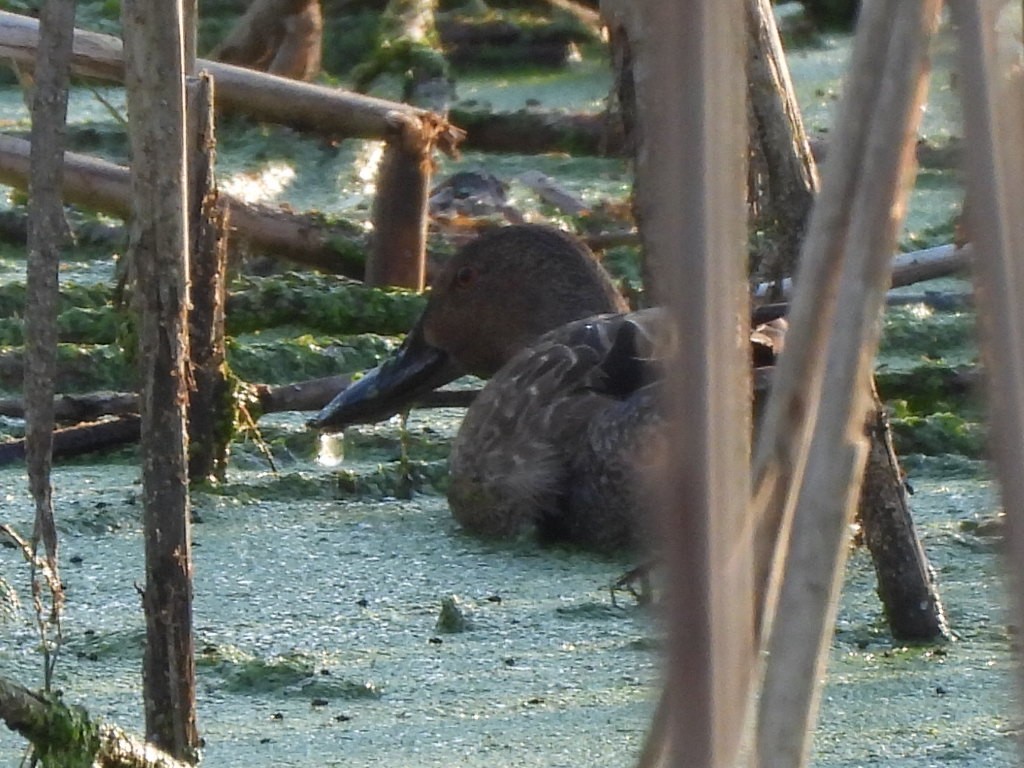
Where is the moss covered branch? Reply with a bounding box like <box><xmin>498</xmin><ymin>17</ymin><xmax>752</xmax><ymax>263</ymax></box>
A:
<box><xmin>0</xmin><ymin>674</ymin><xmax>191</xmax><ymax>768</ymax></box>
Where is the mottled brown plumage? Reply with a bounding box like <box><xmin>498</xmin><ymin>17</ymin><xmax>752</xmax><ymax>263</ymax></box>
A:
<box><xmin>312</xmin><ymin>224</ymin><xmax>775</xmax><ymax>552</ymax></box>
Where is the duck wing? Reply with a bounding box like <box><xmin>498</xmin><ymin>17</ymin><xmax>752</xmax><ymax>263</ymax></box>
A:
<box><xmin>447</xmin><ymin>310</ymin><xmax>666</xmax><ymax>545</ymax></box>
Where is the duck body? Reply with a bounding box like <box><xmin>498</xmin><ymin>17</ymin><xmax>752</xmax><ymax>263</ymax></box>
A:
<box><xmin>446</xmin><ymin>309</ymin><xmax>669</xmax><ymax>551</ymax></box>
<box><xmin>311</xmin><ymin>224</ymin><xmax>774</xmax><ymax>552</ymax></box>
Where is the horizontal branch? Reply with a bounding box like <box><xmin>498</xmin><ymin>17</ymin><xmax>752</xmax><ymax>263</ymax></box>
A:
<box><xmin>0</xmin><ymin>135</ymin><xmax>366</xmax><ymax>277</ymax></box>
<box><xmin>0</xmin><ymin>674</ymin><xmax>191</xmax><ymax>768</ymax></box>
<box><xmin>0</xmin><ymin>11</ymin><xmax>462</xmax><ymax>154</ymax></box>
<box><xmin>753</xmin><ymin>242</ymin><xmax>972</xmax><ymax>304</ymax></box>
<box><xmin>0</xmin><ymin>380</ymin><xmax>478</xmax><ymax>463</ymax></box>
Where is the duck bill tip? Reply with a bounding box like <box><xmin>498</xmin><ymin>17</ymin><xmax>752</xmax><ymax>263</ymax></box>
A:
<box><xmin>308</xmin><ymin>333</ymin><xmax>461</xmax><ymax>431</ymax></box>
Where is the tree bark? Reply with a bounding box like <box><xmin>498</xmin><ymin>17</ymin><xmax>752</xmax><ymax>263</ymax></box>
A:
<box><xmin>367</xmin><ymin>141</ymin><xmax>430</xmax><ymax>289</ymax></box>
<box><xmin>858</xmin><ymin>402</ymin><xmax>949</xmax><ymax>640</ymax></box>
<box><xmin>746</xmin><ymin>0</ymin><xmax>819</xmax><ymax>292</ymax></box>
<box><xmin>122</xmin><ymin>0</ymin><xmax>198</xmax><ymax>759</ymax></box>
<box><xmin>364</xmin><ymin>0</ymin><xmax>451</xmax><ymax>290</ymax></box>
<box><xmin>744</xmin><ymin>0</ymin><xmax>949</xmax><ymax>647</ymax></box>
<box><xmin>25</xmin><ymin>0</ymin><xmax>78</xmax><ymax>692</ymax></box>
<box><xmin>185</xmin><ymin>75</ymin><xmax>232</xmax><ymax>483</ymax></box>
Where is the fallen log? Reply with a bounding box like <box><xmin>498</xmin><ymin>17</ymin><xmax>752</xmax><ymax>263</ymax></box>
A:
<box><xmin>0</xmin><ymin>10</ymin><xmax>462</xmax><ymax>154</ymax></box>
<box><xmin>449</xmin><ymin>106</ymin><xmax>626</xmax><ymax>156</ymax></box>
<box><xmin>0</xmin><ymin>674</ymin><xmax>191</xmax><ymax>768</ymax></box>
<box><xmin>0</xmin><ymin>381</ymin><xmax>478</xmax><ymax>464</ymax></box>
<box><xmin>753</xmin><ymin>242</ymin><xmax>972</xmax><ymax>304</ymax></box>
<box><xmin>0</xmin><ymin>391</ymin><xmax>138</xmax><ymax>422</ymax></box>
<box><xmin>0</xmin><ymin>134</ymin><xmax>367</xmax><ymax>277</ymax></box>
<box><xmin>0</xmin><ymin>415</ymin><xmax>140</xmax><ymax>465</ymax></box>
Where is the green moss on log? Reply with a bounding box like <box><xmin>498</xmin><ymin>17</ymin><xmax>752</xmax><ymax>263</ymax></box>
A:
<box><xmin>879</xmin><ymin>308</ymin><xmax>976</xmax><ymax>360</ymax></box>
<box><xmin>0</xmin><ymin>274</ymin><xmax>423</xmax><ymax>346</ymax></box>
<box><xmin>889</xmin><ymin>412</ymin><xmax>985</xmax><ymax>458</ymax></box>
<box><xmin>0</xmin><ymin>334</ymin><xmax>397</xmax><ymax>393</ymax></box>
<box><xmin>875</xmin><ymin>363</ymin><xmax>979</xmax><ymax>416</ymax></box>
<box><xmin>28</xmin><ymin>692</ymin><xmax>101</xmax><ymax>768</ymax></box>
<box><xmin>226</xmin><ymin>273</ymin><xmax>425</xmax><ymax>336</ymax></box>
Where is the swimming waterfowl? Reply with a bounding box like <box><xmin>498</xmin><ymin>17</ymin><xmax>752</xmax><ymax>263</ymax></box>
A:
<box><xmin>311</xmin><ymin>224</ymin><xmax>776</xmax><ymax>552</ymax></box>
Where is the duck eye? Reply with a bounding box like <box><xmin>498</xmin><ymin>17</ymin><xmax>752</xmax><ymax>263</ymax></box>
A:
<box><xmin>454</xmin><ymin>266</ymin><xmax>477</xmax><ymax>288</ymax></box>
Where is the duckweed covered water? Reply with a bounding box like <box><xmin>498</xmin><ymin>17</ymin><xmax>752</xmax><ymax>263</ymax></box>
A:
<box><xmin>0</xmin><ymin>424</ymin><xmax>1018</xmax><ymax>766</ymax></box>
<box><xmin>0</xmin><ymin>11</ymin><xmax>1018</xmax><ymax>766</ymax></box>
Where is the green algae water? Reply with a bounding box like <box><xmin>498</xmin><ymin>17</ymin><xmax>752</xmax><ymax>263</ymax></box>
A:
<box><xmin>0</xmin><ymin>432</ymin><xmax>1017</xmax><ymax>766</ymax></box>
<box><xmin>0</xmin><ymin>11</ymin><xmax>1019</xmax><ymax>766</ymax></box>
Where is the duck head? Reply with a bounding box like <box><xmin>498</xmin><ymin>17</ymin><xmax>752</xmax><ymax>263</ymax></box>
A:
<box><xmin>310</xmin><ymin>224</ymin><xmax>628</xmax><ymax>430</ymax></box>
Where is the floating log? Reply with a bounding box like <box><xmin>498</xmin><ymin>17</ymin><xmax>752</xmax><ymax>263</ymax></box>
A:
<box><xmin>0</xmin><ymin>10</ymin><xmax>462</xmax><ymax>154</ymax></box>
<box><xmin>0</xmin><ymin>381</ymin><xmax>477</xmax><ymax>465</ymax></box>
<box><xmin>0</xmin><ymin>673</ymin><xmax>192</xmax><ymax>768</ymax></box>
<box><xmin>449</xmin><ymin>106</ymin><xmax>626</xmax><ymax>156</ymax></box>
<box><xmin>0</xmin><ymin>391</ymin><xmax>138</xmax><ymax>422</ymax></box>
<box><xmin>0</xmin><ymin>134</ymin><xmax>367</xmax><ymax>277</ymax></box>
<box><xmin>753</xmin><ymin>242</ymin><xmax>972</xmax><ymax>302</ymax></box>
<box><xmin>0</xmin><ymin>415</ymin><xmax>141</xmax><ymax>465</ymax></box>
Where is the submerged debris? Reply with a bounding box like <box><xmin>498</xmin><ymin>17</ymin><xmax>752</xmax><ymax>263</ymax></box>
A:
<box><xmin>435</xmin><ymin>594</ymin><xmax>473</xmax><ymax>633</ymax></box>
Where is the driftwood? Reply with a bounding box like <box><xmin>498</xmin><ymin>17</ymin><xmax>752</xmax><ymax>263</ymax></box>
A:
<box><xmin>0</xmin><ymin>134</ymin><xmax>367</xmax><ymax>278</ymax></box>
<box><xmin>449</xmin><ymin>107</ymin><xmax>962</xmax><ymax>169</ymax></box>
<box><xmin>859</xmin><ymin>402</ymin><xmax>949</xmax><ymax>639</ymax></box>
<box><xmin>0</xmin><ymin>674</ymin><xmax>191</xmax><ymax>768</ymax></box>
<box><xmin>753</xmin><ymin>242</ymin><xmax>972</xmax><ymax>302</ymax></box>
<box><xmin>0</xmin><ymin>415</ymin><xmax>140</xmax><ymax>465</ymax></box>
<box><xmin>0</xmin><ymin>381</ymin><xmax>479</xmax><ymax>464</ymax></box>
<box><xmin>0</xmin><ymin>11</ymin><xmax>462</xmax><ymax>153</ymax></box>
<box><xmin>449</xmin><ymin>106</ymin><xmax>626</xmax><ymax>156</ymax></box>
<box><xmin>0</xmin><ymin>392</ymin><xmax>139</xmax><ymax>421</ymax></box>
<box><xmin>186</xmin><ymin>76</ymin><xmax>232</xmax><ymax>483</ymax></box>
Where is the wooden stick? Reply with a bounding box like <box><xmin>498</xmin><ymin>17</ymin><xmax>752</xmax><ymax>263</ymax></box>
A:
<box><xmin>755</xmin><ymin>2</ymin><xmax>942</xmax><ymax>765</ymax></box>
<box><xmin>750</xmin><ymin>0</ymin><xmax>907</xmax><ymax>642</ymax></box>
<box><xmin>632</xmin><ymin>1</ymin><xmax>753</xmax><ymax>765</ymax></box>
<box><xmin>950</xmin><ymin>0</ymin><xmax>1024</xmax><ymax>716</ymax></box>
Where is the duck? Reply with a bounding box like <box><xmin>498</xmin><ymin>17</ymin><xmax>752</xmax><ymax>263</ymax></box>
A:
<box><xmin>310</xmin><ymin>224</ymin><xmax>780</xmax><ymax>552</ymax></box>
